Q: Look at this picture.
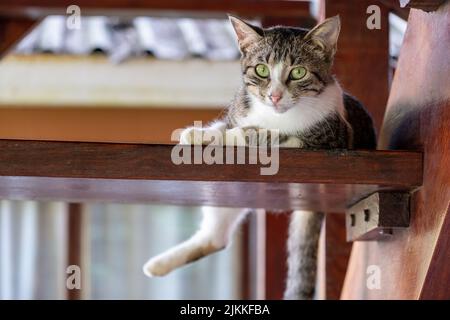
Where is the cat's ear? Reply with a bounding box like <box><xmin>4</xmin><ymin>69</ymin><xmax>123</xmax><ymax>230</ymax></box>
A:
<box><xmin>228</xmin><ymin>15</ymin><xmax>263</xmax><ymax>53</ymax></box>
<box><xmin>304</xmin><ymin>15</ymin><xmax>340</xmax><ymax>55</ymax></box>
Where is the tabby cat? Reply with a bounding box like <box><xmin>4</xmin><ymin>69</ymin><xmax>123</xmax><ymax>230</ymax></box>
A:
<box><xmin>143</xmin><ymin>15</ymin><xmax>376</xmax><ymax>300</ymax></box>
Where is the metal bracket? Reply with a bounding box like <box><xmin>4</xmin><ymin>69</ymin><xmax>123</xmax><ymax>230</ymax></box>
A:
<box><xmin>346</xmin><ymin>192</ymin><xmax>410</xmax><ymax>241</ymax></box>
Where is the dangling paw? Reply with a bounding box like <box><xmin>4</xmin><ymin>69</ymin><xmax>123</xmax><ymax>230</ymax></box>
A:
<box><xmin>143</xmin><ymin>255</ymin><xmax>174</xmax><ymax>277</ymax></box>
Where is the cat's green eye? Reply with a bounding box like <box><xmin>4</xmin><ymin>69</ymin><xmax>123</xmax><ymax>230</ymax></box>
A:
<box><xmin>289</xmin><ymin>67</ymin><xmax>307</xmax><ymax>80</ymax></box>
<box><xmin>255</xmin><ymin>64</ymin><xmax>270</xmax><ymax>78</ymax></box>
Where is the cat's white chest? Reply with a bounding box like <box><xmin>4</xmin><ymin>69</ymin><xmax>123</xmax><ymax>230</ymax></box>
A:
<box><xmin>236</xmin><ymin>84</ymin><xmax>344</xmax><ymax>134</ymax></box>
<box><xmin>236</xmin><ymin>96</ymin><xmax>330</xmax><ymax>134</ymax></box>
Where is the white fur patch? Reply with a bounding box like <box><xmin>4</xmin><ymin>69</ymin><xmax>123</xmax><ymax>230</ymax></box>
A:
<box><xmin>237</xmin><ymin>82</ymin><xmax>345</xmax><ymax>135</ymax></box>
<box><xmin>270</xmin><ymin>63</ymin><xmax>284</xmax><ymax>90</ymax></box>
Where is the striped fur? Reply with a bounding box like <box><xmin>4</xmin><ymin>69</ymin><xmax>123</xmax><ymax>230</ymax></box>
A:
<box><xmin>144</xmin><ymin>16</ymin><xmax>376</xmax><ymax>300</ymax></box>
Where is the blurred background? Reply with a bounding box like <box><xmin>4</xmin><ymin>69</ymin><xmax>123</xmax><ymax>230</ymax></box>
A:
<box><xmin>0</xmin><ymin>0</ymin><xmax>406</xmax><ymax>299</ymax></box>
<box><xmin>0</xmin><ymin>201</ymin><xmax>243</xmax><ymax>299</ymax></box>
<box><xmin>0</xmin><ymin>14</ymin><xmax>248</xmax><ymax>300</ymax></box>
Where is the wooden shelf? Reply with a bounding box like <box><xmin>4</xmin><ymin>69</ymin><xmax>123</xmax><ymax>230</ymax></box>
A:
<box><xmin>0</xmin><ymin>140</ymin><xmax>422</xmax><ymax>211</ymax></box>
<box><xmin>0</xmin><ymin>0</ymin><xmax>311</xmax><ymax>18</ymax></box>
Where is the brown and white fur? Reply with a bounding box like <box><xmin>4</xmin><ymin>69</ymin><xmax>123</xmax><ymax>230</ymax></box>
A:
<box><xmin>143</xmin><ymin>16</ymin><xmax>376</xmax><ymax>300</ymax></box>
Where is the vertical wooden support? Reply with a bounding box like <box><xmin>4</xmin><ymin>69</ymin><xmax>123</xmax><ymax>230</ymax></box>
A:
<box><xmin>323</xmin><ymin>214</ymin><xmax>352</xmax><ymax>299</ymax></box>
<box><xmin>342</xmin><ymin>1</ymin><xmax>450</xmax><ymax>299</ymax></box>
<box><xmin>322</xmin><ymin>0</ymin><xmax>390</xmax><ymax>131</ymax></box>
<box><xmin>67</xmin><ymin>203</ymin><xmax>83</xmax><ymax>300</ymax></box>
<box><xmin>320</xmin><ymin>0</ymin><xmax>390</xmax><ymax>299</ymax></box>
<box><xmin>0</xmin><ymin>16</ymin><xmax>37</xmax><ymax>58</ymax></box>
<box><xmin>264</xmin><ymin>212</ymin><xmax>290</xmax><ymax>299</ymax></box>
<box><xmin>240</xmin><ymin>220</ymin><xmax>252</xmax><ymax>299</ymax></box>
<box><xmin>419</xmin><ymin>203</ymin><xmax>450</xmax><ymax>299</ymax></box>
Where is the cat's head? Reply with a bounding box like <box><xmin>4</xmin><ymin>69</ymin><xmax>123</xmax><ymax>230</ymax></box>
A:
<box><xmin>229</xmin><ymin>16</ymin><xmax>340</xmax><ymax>113</ymax></box>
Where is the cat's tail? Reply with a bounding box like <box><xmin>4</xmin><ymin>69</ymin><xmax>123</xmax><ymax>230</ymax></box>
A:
<box><xmin>284</xmin><ymin>210</ymin><xmax>324</xmax><ymax>300</ymax></box>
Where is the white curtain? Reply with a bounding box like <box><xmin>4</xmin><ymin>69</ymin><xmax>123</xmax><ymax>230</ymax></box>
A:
<box><xmin>0</xmin><ymin>200</ymin><xmax>67</xmax><ymax>299</ymax></box>
<box><xmin>0</xmin><ymin>201</ymin><xmax>242</xmax><ymax>299</ymax></box>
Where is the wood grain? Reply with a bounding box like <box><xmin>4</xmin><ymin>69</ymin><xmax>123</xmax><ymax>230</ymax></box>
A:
<box><xmin>419</xmin><ymin>202</ymin><xmax>450</xmax><ymax>299</ymax></box>
<box><xmin>67</xmin><ymin>203</ymin><xmax>82</xmax><ymax>300</ymax></box>
<box><xmin>264</xmin><ymin>212</ymin><xmax>290</xmax><ymax>299</ymax></box>
<box><xmin>324</xmin><ymin>214</ymin><xmax>352</xmax><ymax>299</ymax></box>
<box><xmin>322</xmin><ymin>0</ymin><xmax>390</xmax><ymax>131</ymax></box>
<box><xmin>0</xmin><ymin>140</ymin><xmax>422</xmax><ymax>211</ymax></box>
<box><xmin>345</xmin><ymin>192</ymin><xmax>410</xmax><ymax>241</ymax></box>
<box><xmin>321</xmin><ymin>0</ymin><xmax>391</xmax><ymax>299</ymax></box>
<box><xmin>342</xmin><ymin>2</ymin><xmax>450</xmax><ymax>299</ymax></box>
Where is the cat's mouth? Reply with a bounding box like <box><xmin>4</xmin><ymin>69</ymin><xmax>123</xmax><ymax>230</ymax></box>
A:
<box><xmin>273</xmin><ymin>107</ymin><xmax>288</xmax><ymax>114</ymax></box>
<box><xmin>262</xmin><ymin>98</ymin><xmax>286</xmax><ymax>113</ymax></box>
<box><xmin>269</xmin><ymin>101</ymin><xmax>290</xmax><ymax>114</ymax></box>
<box><xmin>263</xmin><ymin>96</ymin><xmax>291</xmax><ymax>113</ymax></box>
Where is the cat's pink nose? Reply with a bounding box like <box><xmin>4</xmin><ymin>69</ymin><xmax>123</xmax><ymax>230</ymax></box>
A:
<box><xmin>270</xmin><ymin>93</ymin><xmax>283</xmax><ymax>105</ymax></box>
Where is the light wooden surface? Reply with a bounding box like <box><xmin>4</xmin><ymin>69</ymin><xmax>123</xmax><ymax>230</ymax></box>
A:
<box><xmin>319</xmin><ymin>0</ymin><xmax>391</xmax><ymax>299</ymax></box>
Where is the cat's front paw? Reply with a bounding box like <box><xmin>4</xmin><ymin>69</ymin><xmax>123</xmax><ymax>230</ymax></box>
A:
<box><xmin>224</xmin><ymin>127</ymin><xmax>247</xmax><ymax>146</ymax></box>
<box><xmin>280</xmin><ymin>136</ymin><xmax>304</xmax><ymax>148</ymax></box>
<box><xmin>179</xmin><ymin>127</ymin><xmax>223</xmax><ymax>145</ymax></box>
<box><xmin>179</xmin><ymin>127</ymin><xmax>202</xmax><ymax>145</ymax></box>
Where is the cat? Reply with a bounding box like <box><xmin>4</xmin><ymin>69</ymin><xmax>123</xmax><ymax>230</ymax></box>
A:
<box><xmin>143</xmin><ymin>15</ymin><xmax>376</xmax><ymax>300</ymax></box>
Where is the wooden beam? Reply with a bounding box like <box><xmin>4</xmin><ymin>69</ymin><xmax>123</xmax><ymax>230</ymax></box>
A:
<box><xmin>345</xmin><ymin>192</ymin><xmax>410</xmax><ymax>241</ymax></box>
<box><xmin>400</xmin><ymin>0</ymin><xmax>446</xmax><ymax>11</ymax></box>
<box><xmin>342</xmin><ymin>0</ymin><xmax>450</xmax><ymax>299</ymax></box>
<box><xmin>0</xmin><ymin>16</ymin><xmax>36</xmax><ymax>58</ymax></box>
<box><xmin>321</xmin><ymin>0</ymin><xmax>391</xmax><ymax>299</ymax></box>
<box><xmin>322</xmin><ymin>0</ymin><xmax>390</xmax><ymax>132</ymax></box>
<box><xmin>324</xmin><ymin>214</ymin><xmax>352</xmax><ymax>299</ymax></box>
<box><xmin>264</xmin><ymin>212</ymin><xmax>290</xmax><ymax>299</ymax></box>
<box><xmin>0</xmin><ymin>140</ymin><xmax>422</xmax><ymax>210</ymax></box>
<box><xmin>66</xmin><ymin>203</ymin><xmax>82</xmax><ymax>300</ymax></box>
<box><xmin>0</xmin><ymin>0</ymin><xmax>311</xmax><ymax>18</ymax></box>
<box><xmin>0</xmin><ymin>140</ymin><xmax>422</xmax><ymax>185</ymax></box>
